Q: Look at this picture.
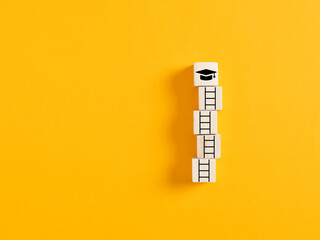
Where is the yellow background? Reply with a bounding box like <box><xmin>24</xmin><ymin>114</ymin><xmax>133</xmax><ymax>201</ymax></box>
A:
<box><xmin>1</xmin><ymin>0</ymin><xmax>320</xmax><ymax>239</ymax></box>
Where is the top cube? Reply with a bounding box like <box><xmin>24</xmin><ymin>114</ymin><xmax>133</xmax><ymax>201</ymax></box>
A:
<box><xmin>194</xmin><ymin>62</ymin><xmax>218</xmax><ymax>86</ymax></box>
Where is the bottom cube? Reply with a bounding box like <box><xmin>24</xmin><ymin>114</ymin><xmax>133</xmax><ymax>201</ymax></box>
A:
<box><xmin>192</xmin><ymin>158</ymin><xmax>216</xmax><ymax>183</ymax></box>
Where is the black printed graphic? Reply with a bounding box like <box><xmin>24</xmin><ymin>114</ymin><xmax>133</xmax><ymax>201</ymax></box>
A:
<box><xmin>199</xmin><ymin>111</ymin><xmax>211</xmax><ymax>134</ymax></box>
<box><xmin>203</xmin><ymin>136</ymin><xmax>215</xmax><ymax>158</ymax></box>
<box><xmin>198</xmin><ymin>159</ymin><xmax>210</xmax><ymax>182</ymax></box>
<box><xmin>204</xmin><ymin>87</ymin><xmax>216</xmax><ymax>110</ymax></box>
<box><xmin>196</xmin><ymin>69</ymin><xmax>217</xmax><ymax>80</ymax></box>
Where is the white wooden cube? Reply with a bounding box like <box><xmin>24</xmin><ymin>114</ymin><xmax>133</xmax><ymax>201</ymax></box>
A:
<box><xmin>192</xmin><ymin>158</ymin><xmax>216</xmax><ymax>182</ymax></box>
<box><xmin>197</xmin><ymin>134</ymin><xmax>221</xmax><ymax>159</ymax></box>
<box><xmin>194</xmin><ymin>62</ymin><xmax>218</xmax><ymax>87</ymax></box>
<box><xmin>199</xmin><ymin>86</ymin><xmax>222</xmax><ymax>110</ymax></box>
<box><xmin>194</xmin><ymin>111</ymin><xmax>217</xmax><ymax>135</ymax></box>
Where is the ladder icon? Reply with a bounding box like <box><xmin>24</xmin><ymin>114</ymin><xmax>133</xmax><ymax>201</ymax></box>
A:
<box><xmin>199</xmin><ymin>111</ymin><xmax>212</xmax><ymax>134</ymax></box>
<box><xmin>203</xmin><ymin>135</ymin><xmax>215</xmax><ymax>158</ymax></box>
<box><xmin>204</xmin><ymin>87</ymin><xmax>216</xmax><ymax>110</ymax></box>
<box><xmin>198</xmin><ymin>159</ymin><xmax>211</xmax><ymax>182</ymax></box>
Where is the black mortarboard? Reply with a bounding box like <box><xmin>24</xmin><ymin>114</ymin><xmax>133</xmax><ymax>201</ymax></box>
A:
<box><xmin>196</xmin><ymin>69</ymin><xmax>217</xmax><ymax>80</ymax></box>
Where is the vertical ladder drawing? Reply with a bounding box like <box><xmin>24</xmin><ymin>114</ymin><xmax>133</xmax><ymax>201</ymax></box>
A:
<box><xmin>204</xmin><ymin>87</ymin><xmax>216</xmax><ymax>110</ymax></box>
<box><xmin>199</xmin><ymin>111</ymin><xmax>211</xmax><ymax>134</ymax></box>
<box><xmin>198</xmin><ymin>159</ymin><xmax>211</xmax><ymax>182</ymax></box>
<box><xmin>203</xmin><ymin>135</ymin><xmax>215</xmax><ymax>158</ymax></box>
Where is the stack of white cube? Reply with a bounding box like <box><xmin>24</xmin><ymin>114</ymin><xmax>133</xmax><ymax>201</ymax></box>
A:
<box><xmin>192</xmin><ymin>62</ymin><xmax>222</xmax><ymax>183</ymax></box>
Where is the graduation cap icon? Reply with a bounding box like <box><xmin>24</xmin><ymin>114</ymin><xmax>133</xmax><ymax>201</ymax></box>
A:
<box><xmin>196</xmin><ymin>69</ymin><xmax>217</xmax><ymax>80</ymax></box>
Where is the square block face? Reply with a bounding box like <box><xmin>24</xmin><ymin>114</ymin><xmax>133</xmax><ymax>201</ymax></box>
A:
<box><xmin>197</xmin><ymin>134</ymin><xmax>221</xmax><ymax>159</ymax></box>
<box><xmin>193</xmin><ymin>111</ymin><xmax>217</xmax><ymax>135</ymax></box>
<box><xmin>199</xmin><ymin>86</ymin><xmax>222</xmax><ymax>110</ymax></box>
<box><xmin>194</xmin><ymin>62</ymin><xmax>218</xmax><ymax>86</ymax></box>
<box><xmin>192</xmin><ymin>158</ymin><xmax>216</xmax><ymax>183</ymax></box>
